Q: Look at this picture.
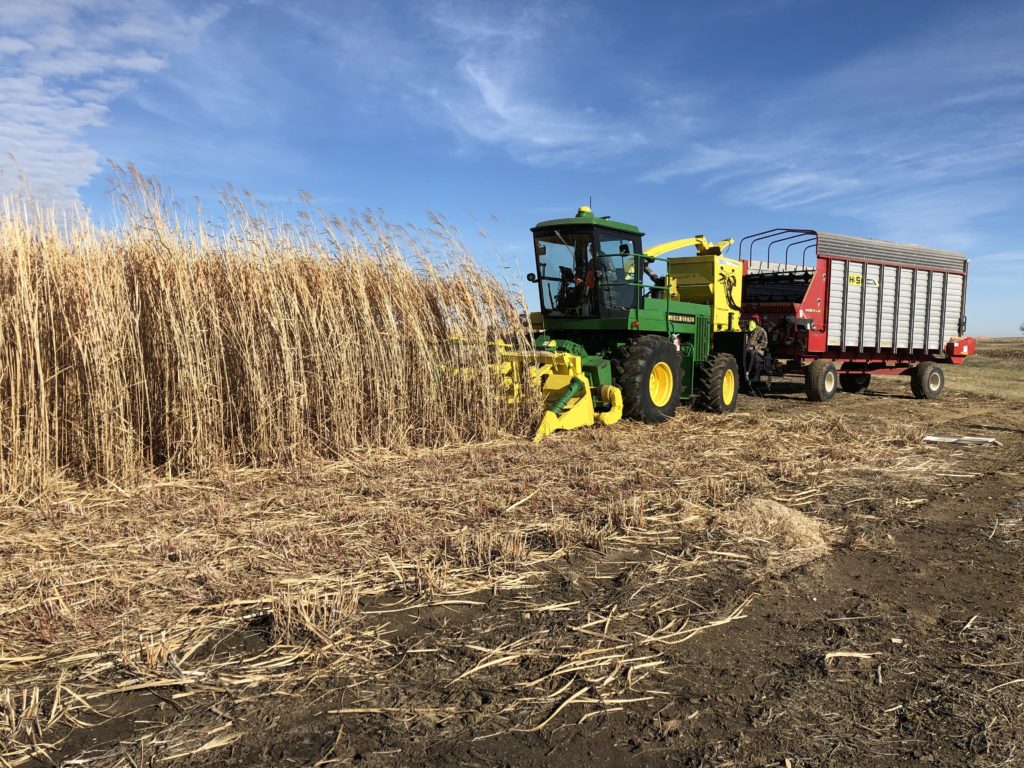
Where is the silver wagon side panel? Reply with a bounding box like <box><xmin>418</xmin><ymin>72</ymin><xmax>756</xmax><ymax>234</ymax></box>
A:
<box><xmin>819</xmin><ymin>239</ymin><xmax>967</xmax><ymax>352</ymax></box>
<box><xmin>740</xmin><ymin>229</ymin><xmax>969</xmax><ymax>355</ymax></box>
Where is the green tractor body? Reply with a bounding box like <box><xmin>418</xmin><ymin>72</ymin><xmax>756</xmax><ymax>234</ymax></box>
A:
<box><xmin>525</xmin><ymin>207</ymin><xmax>742</xmax><ymax>425</ymax></box>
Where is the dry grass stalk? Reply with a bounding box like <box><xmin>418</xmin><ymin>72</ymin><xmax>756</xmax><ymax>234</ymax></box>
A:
<box><xmin>0</xmin><ymin>169</ymin><xmax>537</xmax><ymax>496</ymax></box>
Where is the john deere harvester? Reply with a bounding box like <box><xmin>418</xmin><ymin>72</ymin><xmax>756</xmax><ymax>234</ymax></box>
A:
<box><xmin>508</xmin><ymin>206</ymin><xmax>749</xmax><ymax>440</ymax></box>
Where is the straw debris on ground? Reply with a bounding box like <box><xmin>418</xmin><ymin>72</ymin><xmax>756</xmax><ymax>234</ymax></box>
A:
<box><xmin>0</xmin><ymin>404</ymin><xmax>944</xmax><ymax>764</ymax></box>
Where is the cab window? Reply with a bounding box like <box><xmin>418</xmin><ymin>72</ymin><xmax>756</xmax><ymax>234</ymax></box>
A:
<box><xmin>534</xmin><ymin>229</ymin><xmax>594</xmax><ymax>315</ymax></box>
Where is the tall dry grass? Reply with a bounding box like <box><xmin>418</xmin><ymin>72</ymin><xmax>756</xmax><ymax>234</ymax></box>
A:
<box><xmin>0</xmin><ymin>173</ymin><xmax>535</xmax><ymax>495</ymax></box>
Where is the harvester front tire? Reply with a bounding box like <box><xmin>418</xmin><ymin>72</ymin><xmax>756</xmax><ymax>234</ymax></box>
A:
<box><xmin>839</xmin><ymin>372</ymin><xmax>871</xmax><ymax>394</ymax></box>
<box><xmin>615</xmin><ymin>336</ymin><xmax>682</xmax><ymax>423</ymax></box>
<box><xmin>911</xmin><ymin>363</ymin><xmax>944</xmax><ymax>400</ymax></box>
<box><xmin>695</xmin><ymin>353</ymin><xmax>739</xmax><ymax>413</ymax></box>
<box><xmin>805</xmin><ymin>360</ymin><xmax>838</xmax><ymax>402</ymax></box>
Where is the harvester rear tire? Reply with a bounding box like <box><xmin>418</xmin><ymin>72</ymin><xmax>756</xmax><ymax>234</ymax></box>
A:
<box><xmin>911</xmin><ymin>363</ymin><xmax>944</xmax><ymax>400</ymax></box>
<box><xmin>839</xmin><ymin>372</ymin><xmax>871</xmax><ymax>394</ymax></box>
<box><xmin>695</xmin><ymin>353</ymin><xmax>739</xmax><ymax>413</ymax></box>
<box><xmin>805</xmin><ymin>360</ymin><xmax>838</xmax><ymax>402</ymax></box>
<box><xmin>614</xmin><ymin>336</ymin><xmax>682</xmax><ymax>423</ymax></box>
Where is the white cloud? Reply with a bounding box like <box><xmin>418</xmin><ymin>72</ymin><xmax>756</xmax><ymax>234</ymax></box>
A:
<box><xmin>286</xmin><ymin>0</ymin><xmax>651</xmax><ymax>167</ymax></box>
<box><xmin>643</xmin><ymin>4</ymin><xmax>1024</xmax><ymax>242</ymax></box>
<box><xmin>0</xmin><ymin>36</ymin><xmax>35</xmax><ymax>56</ymax></box>
<box><xmin>431</xmin><ymin>2</ymin><xmax>652</xmax><ymax>163</ymax></box>
<box><xmin>972</xmin><ymin>250</ymin><xmax>1024</xmax><ymax>282</ymax></box>
<box><xmin>0</xmin><ymin>0</ymin><xmax>225</xmax><ymax>204</ymax></box>
<box><xmin>439</xmin><ymin>58</ymin><xmax>648</xmax><ymax>164</ymax></box>
<box><xmin>427</xmin><ymin>0</ymin><xmax>546</xmax><ymax>44</ymax></box>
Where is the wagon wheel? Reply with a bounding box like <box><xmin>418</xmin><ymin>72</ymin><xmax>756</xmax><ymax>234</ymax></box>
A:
<box><xmin>805</xmin><ymin>360</ymin><xmax>838</xmax><ymax>402</ymax></box>
<box><xmin>911</xmin><ymin>364</ymin><xmax>944</xmax><ymax>400</ymax></box>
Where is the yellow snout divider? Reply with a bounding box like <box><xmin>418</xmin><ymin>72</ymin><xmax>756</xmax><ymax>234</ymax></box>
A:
<box><xmin>497</xmin><ymin>347</ymin><xmax>622</xmax><ymax>441</ymax></box>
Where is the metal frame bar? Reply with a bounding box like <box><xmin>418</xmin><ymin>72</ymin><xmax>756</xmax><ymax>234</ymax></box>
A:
<box><xmin>857</xmin><ymin>263</ymin><xmax>867</xmax><ymax>352</ymax></box>
<box><xmin>802</xmin><ymin>244</ymin><xmax>817</xmax><ymax>268</ymax></box>
<box><xmin>924</xmin><ymin>270</ymin><xmax>933</xmax><ymax>351</ymax></box>
<box><xmin>959</xmin><ymin>263</ymin><xmax>969</xmax><ymax>336</ymax></box>
<box><xmin>875</xmin><ymin>265</ymin><xmax>884</xmax><ymax>353</ymax></box>
<box><xmin>892</xmin><ymin>266</ymin><xmax>901</xmax><ymax>350</ymax></box>
<box><xmin>782</xmin><ymin>236</ymin><xmax>816</xmax><ymax>268</ymax></box>
<box><xmin>840</xmin><ymin>259</ymin><xmax>850</xmax><ymax>352</ymax></box>
<box><xmin>908</xmin><ymin>269</ymin><xmax>917</xmax><ymax>353</ymax></box>
<box><xmin>737</xmin><ymin>228</ymin><xmax>817</xmax><ymax>267</ymax></box>
<box><xmin>938</xmin><ymin>271</ymin><xmax>948</xmax><ymax>348</ymax></box>
<box><xmin>768</xmin><ymin>232</ymin><xmax>815</xmax><ymax>268</ymax></box>
<box><xmin>737</xmin><ymin>228</ymin><xmax>789</xmax><ymax>263</ymax></box>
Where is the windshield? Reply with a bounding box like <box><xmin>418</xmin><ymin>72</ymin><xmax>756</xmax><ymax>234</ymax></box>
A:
<box><xmin>594</xmin><ymin>233</ymin><xmax>642</xmax><ymax>314</ymax></box>
<box><xmin>533</xmin><ymin>228</ymin><xmax>643</xmax><ymax>317</ymax></box>
<box><xmin>534</xmin><ymin>229</ymin><xmax>595</xmax><ymax>316</ymax></box>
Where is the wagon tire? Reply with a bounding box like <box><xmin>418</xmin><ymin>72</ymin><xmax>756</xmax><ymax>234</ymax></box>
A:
<box><xmin>839</xmin><ymin>373</ymin><xmax>871</xmax><ymax>394</ymax></box>
<box><xmin>805</xmin><ymin>360</ymin><xmax>838</xmax><ymax>402</ymax></box>
<box><xmin>911</xmin><ymin>363</ymin><xmax>944</xmax><ymax>400</ymax></box>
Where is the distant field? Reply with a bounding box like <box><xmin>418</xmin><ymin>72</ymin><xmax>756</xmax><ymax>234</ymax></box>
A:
<box><xmin>945</xmin><ymin>337</ymin><xmax>1024</xmax><ymax>401</ymax></box>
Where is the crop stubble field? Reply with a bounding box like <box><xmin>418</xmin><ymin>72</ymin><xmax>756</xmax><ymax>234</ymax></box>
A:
<box><xmin>1</xmin><ymin>191</ymin><xmax>1022</xmax><ymax>767</ymax></box>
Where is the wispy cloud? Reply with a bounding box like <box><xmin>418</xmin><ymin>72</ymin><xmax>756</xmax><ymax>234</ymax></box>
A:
<box><xmin>423</xmin><ymin>2</ymin><xmax>646</xmax><ymax>162</ymax></box>
<box><xmin>0</xmin><ymin>0</ymin><xmax>225</xmax><ymax>204</ymax></box>
<box><xmin>643</xmin><ymin>3</ymin><xmax>1024</xmax><ymax>243</ymax></box>
<box><xmin>970</xmin><ymin>250</ymin><xmax>1024</xmax><ymax>272</ymax></box>
<box><xmin>287</xmin><ymin>0</ymin><xmax>652</xmax><ymax>166</ymax></box>
<box><xmin>438</xmin><ymin>58</ymin><xmax>648</xmax><ymax>165</ymax></box>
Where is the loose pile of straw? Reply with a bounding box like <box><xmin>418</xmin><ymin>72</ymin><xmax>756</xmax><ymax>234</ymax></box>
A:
<box><xmin>0</xmin><ymin>174</ymin><xmax>535</xmax><ymax>495</ymax></box>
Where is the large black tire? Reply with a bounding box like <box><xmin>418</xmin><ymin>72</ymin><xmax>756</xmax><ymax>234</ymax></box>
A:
<box><xmin>695</xmin><ymin>353</ymin><xmax>739</xmax><ymax>413</ymax></box>
<box><xmin>839</xmin><ymin>372</ymin><xmax>871</xmax><ymax>394</ymax></box>
<box><xmin>911</xmin><ymin>363</ymin><xmax>944</xmax><ymax>400</ymax></box>
<box><xmin>805</xmin><ymin>360</ymin><xmax>838</xmax><ymax>402</ymax></box>
<box><xmin>614</xmin><ymin>336</ymin><xmax>682</xmax><ymax>423</ymax></box>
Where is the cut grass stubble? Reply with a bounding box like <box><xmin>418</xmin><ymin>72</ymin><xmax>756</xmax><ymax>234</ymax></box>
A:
<box><xmin>0</xmin><ymin>407</ymin><xmax>945</xmax><ymax>763</ymax></box>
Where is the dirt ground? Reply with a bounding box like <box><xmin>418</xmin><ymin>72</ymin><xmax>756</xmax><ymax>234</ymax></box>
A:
<box><xmin>7</xmin><ymin>341</ymin><xmax>1024</xmax><ymax>768</ymax></box>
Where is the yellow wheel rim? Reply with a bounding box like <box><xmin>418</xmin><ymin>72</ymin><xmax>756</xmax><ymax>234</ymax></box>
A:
<box><xmin>649</xmin><ymin>361</ymin><xmax>673</xmax><ymax>408</ymax></box>
<box><xmin>722</xmin><ymin>368</ymin><xmax>736</xmax><ymax>406</ymax></box>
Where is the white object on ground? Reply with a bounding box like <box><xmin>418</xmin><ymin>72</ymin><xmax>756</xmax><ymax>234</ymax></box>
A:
<box><xmin>923</xmin><ymin>435</ymin><xmax>1001</xmax><ymax>446</ymax></box>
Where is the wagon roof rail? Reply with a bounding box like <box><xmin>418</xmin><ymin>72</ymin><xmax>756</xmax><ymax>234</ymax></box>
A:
<box><xmin>737</xmin><ymin>228</ymin><xmax>816</xmax><ymax>268</ymax></box>
<box><xmin>738</xmin><ymin>228</ymin><xmax>968</xmax><ymax>273</ymax></box>
<box><xmin>815</xmin><ymin>231</ymin><xmax>968</xmax><ymax>272</ymax></box>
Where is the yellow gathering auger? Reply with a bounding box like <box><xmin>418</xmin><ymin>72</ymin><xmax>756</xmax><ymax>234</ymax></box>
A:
<box><xmin>496</xmin><ymin>343</ymin><xmax>623</xmax><ymax>442</ymax></box>
<box><xmin>509</xmin><ymin>206</ymin><xmax>743</xmax><ymax>441</ymax></box>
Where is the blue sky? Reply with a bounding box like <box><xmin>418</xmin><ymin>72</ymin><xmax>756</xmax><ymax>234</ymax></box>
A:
<box><xmin>2</xmin><ymin>0</ymin><xmax>1022</xmax><ymax>334</ymax></box>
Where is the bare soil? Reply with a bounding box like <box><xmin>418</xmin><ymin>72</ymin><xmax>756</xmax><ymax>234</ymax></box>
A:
<box><xmin>10</xmin><ymin>343</ymin><xmax>1024</xmax><ymax>768</ymax></box>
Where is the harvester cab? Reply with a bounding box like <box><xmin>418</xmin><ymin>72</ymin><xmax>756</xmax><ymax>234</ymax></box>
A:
<box><xmin>510</xmin><ymin>206</ymin><xmax>747</xmax><ymax>441</ymax></box>
<box><xmin>529</xmin><ymin>207</ymin><xmax>645</xmax><ymax>319</ymax></box>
